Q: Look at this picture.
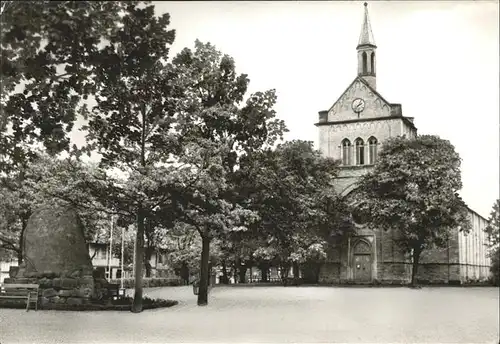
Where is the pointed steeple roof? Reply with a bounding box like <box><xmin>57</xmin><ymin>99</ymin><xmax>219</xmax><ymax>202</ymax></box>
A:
<box><xmin>357</xmin><ymin>2</ymin><xmax>376</xmax><ymax>48</ymax></box>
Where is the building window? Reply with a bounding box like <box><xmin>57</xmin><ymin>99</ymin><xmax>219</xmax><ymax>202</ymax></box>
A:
<box><xmin>368</xmin><ymin>136</ymin><xmax>378</xmax><ymax>164</ymax></box>
<box><xmin>341</xmin><ymin>139</ymin><xmax>352</xmax><ymax>165</ymax></box>
<box><xmin>362</xmin><ymin>52</ymin><xmax>368</xmax><ymax>74</ymax></box>
<box><xmin>370</xmin><ymin>52</ymin><xmax>375</xmax><ymax>75</ymax></box>
<box><xmin>355</xmin><ymin>138</ymin><xmax>365</xmax><ymax>165</ymax></box>
<box><xmin>95</xmin><ymin>246</ymin><xmax>107</xmax><ymax>259</ymax></box>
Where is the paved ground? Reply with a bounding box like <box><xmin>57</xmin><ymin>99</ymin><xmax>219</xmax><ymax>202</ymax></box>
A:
<box><xmin>0</xmin><ymin>285</ymin><xmax>498</xmax><ymax>343</ymax></box>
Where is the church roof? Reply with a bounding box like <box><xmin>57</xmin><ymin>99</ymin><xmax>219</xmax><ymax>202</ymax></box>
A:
<box><xmin>357</xmin><ymin>3</ymin><xmax>376</xmax><ymax>48</ymax></box>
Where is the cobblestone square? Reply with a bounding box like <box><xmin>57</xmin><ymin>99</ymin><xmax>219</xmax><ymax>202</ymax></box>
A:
<box><xmin>0</xmin><ymin>286</ymin><xmax>498</xmax><ymax>343</ymax></box>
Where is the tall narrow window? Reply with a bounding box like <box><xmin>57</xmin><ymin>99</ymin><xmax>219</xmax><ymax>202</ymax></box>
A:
<box><xmin>342</xmin><ymin>139</ymin><xmax>351</xmax><ymax>165</ymax></box>
<box><xmin>362</xmin><ymin>52</ymin><xmax>368</xmax><ymax>74</ymax></box>
<box><xmin>355</xmin><ymin>138</ymin><xmax>365</xmax><ymax>165</ymax></box>
<box><xmin>370</xmin><ymin>52</ymin><xmax>375</xmax><ymax>75</ymax></box>
<box><xmin>368</xmin><ymin>136</ymin><xmax>378</xmax><ymax>164</ymax></box>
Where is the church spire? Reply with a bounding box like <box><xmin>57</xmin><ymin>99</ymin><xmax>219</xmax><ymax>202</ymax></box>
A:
<box><xmin>357</xmin><ymin>2</ymin><xmax>376</xmax><ymax>48</ymax></box>
<box><xmin>356</xmin><ymin>2</ymin><xmax>377</xmax><ymax>89</ymax></box>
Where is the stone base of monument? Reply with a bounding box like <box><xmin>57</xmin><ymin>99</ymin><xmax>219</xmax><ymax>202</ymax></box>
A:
<box><xmin>1</xmin><ymin>276</ymin><xmax>178</xmax><ymax>311</ymax></box>
<box><xmin>0</xmin><ymin>205</ymin><xmax>177</xmax><ymax>311</ymax></box>
<box><xmin>1</xmin><ymin>270</ymin><xmax>179</xmax><ymax>311</ymax></box>
<box><xmin>2</xmin><ymin>268</ymin><xmax>113</xmax><ymax>308</ymax></box>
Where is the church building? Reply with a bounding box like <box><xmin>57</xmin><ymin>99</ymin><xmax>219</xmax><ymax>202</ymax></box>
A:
<box><xmin>315</xmin><ymin>3</ymin><xmax>491</xmax><ymax>284</ymax></box>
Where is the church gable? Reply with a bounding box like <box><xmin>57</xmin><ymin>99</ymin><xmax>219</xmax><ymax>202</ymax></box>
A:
<box><xmin>327</xmin><ymin>77</ymin><xmax>391</xmax><ymax>122</ymax></box>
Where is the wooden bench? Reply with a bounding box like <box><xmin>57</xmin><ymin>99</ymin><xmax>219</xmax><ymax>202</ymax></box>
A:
<box><xmin>0</xmin><ymin>283</ymin><xmax>39</xmax><ymax>311</ymax></box>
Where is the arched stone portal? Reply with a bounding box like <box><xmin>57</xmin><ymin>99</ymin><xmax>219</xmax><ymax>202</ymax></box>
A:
<box><xmin>352</xmin><ymin>240</ymin><xmax>372</xmax><ymax>282</ymax></box>
<box><xmin>343</xmin><ymin>186</ymin><xmax>369</xmax><ymax>228</ymax></box>
<box><xmin>341</xmin><ymin>186</ymin><xmax>377</xmax><ymax>283</ymax></box>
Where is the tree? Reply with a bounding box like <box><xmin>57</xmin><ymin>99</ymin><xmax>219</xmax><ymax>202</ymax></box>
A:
<box><xmin>80</xmin><ymin>3</ymin><xmax>177</xmax><ymax>313</ymax></box>
<box><xmin>489</xmin><ymin>246</ymin><xmax>499</xmax><ymax>286</ymax></box>
<box><xmin>167</xmin><ymin>41</ymin><xmax>285</xmax><ymax>305</ymax></box>
<box><xmin>168</xmin><ymin>40</ymin><xmax>286</xmax><ymax>305</ymax></box>
<box><xmin>219</xmin><ymin>231</ymin><xmax>262</xmax><ymax>284</ymax></box>
<box><xmin>484</xmin><ymin>199</ymin><xmax>499</xmax><ymax>285</ymax></box>
<box><xmin>173</xmin><ymin>139</ymin><xmax>259</xmax><ymax>305</ymax></box>
<box><xmin>0</xmin><ymin>153</ymin><xmax>110</xmax><ymax>263</ymax></box>
<box><xmin>164</xmin><ymin>222</ymin><xmax>201</xmax><ymax>284</ymax></box>
<box><xmin>357</xmin><ymin>135</ymin><xmax>471</xmax><ymax>287</ymax></box>
<box><xmin>484</xmin><ymin>199</ymin><xmax>499</xmax><ymax>248</ymax></box>
<box><xmin>1</xmin><ymin>1</ymin><xmax>134</xmax><ymax>171</ymax></box>
<box><xmin>235</xmin><ymin>140</ymin><xmax>353</xmax><ymax>284</ymax></box>
<box><xmin>0</xmin><ymin>0</ymin><xmax>135</xmax><ymax>263</ymax></box>
<box><xmin>110</xmin><ymin>229</ymin><xmax>135</xmax><ymax>268</ymax></box>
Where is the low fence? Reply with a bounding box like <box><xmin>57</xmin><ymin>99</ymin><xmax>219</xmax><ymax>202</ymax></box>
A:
<box><xmin>108</xmin><ymin>277</ymin><xmax>183</xmax><ymax>289</ymax></box>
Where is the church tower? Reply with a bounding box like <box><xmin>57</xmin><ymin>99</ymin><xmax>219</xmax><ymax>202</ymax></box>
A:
<box><xmin>357</xmin><ymin>3</ymin><xmax>376</xmax><ymax>90</ymax></box>
<box><xmin>315</xmin><ymin>2</ymin><xmax>417</xmax><ymax>197</ymax></box>
<box><xmin>313</xmin><ymin>3</ymin><xmax>418</xmax><ymax>285</ymax></box>
<box><xmin>312</xmin><ymin>2</ymin><xmax>488</xmax><ymax>288</ymax></box>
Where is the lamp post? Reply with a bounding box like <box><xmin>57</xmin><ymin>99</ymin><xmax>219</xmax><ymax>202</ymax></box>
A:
<box><xmin>119</xmin><ymin>224</ymin><xmax>125</xmax><ymax>297</ymax></box>
<box><xmin>108</xmin><ymin>215</ymin><xmax>114</xmax><ymax>279</ymax></box>
<box><xmin>132</xmin><ymin>226</ymin><xmax>136</xmax><ymax>279</ymax></box>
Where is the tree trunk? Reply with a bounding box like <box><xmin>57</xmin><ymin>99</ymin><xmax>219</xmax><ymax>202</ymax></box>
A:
<box><xmin>16</xmin><ymin>249</ymin><xmax>23</xmax><ymax>266</ymax></box>
<box><xmin>221</xmin><ymin>260</ymin><xmax>229</xmax><ymax>284</ymax></box>
<box><xmin>281</xmin><ymin>262</ymin><xmax>290</xmax><ymax>279</ymax></box>
<box><xmin>208</xmin><ymin>262</ymin><xmax>213</xmax><ymax>286</ymax></box>
<box><xmin>180</xmin><ymin>262</ymin><xmax>189</xmax><ymax>285</ymax></box>
<box><xmin>313</xmin><ymin>263</ymin><xmax>321</xmax><ymax>284</ymax></box>
<box><xmin>280</xmin><ymin>262</ymin><xmax>290</xmax><ymax>286</ymax></box>
<box><xmin>259</xmin><ymin>263</ymin><xmax>269</xmax><ymax>282</ymax></box>
<box><xmin>232</xmin><ymin>266</ymin><xmax>237</xmax><ymax>284</ymax></box>
<box><xmin>131</xmin><ymin>208</ymin><xmax>145</xmax><ymax>313</ymax></box>
<box><xmin>144</xmin><ymin>246</ymin><xmax>154</xmax><ymax>278</ymax></box>
<box><xmin>292</xmin><ymin>261</ymin><xmax>300</xmax><ymax>279</ymax></box>
<box><xmin>17</xmin><ymin>217</ymin><xmax>28</xmax><ymax>265</ymax></box>
<box><xmin>197</xmin><ymin>235</ymin><xmax>211</xmax><ymax>306</ymax></box>
<box><xmin>411</xmin><ymin>248</ymin><xmax>421</xmax><ymax>287</ymax></box>
<box><xmin>238</xmin><ymin>265</ymin><xmax>247</xmax><ymax>284</ymax></box>
<box><xmin>144</xmin><ymin>262</ymin><xmax>152</xmax><ymax>278</ymax></box>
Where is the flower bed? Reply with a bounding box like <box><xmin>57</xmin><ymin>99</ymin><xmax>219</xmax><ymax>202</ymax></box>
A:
<box><xmin>0</xmin><ymin>296</ymin><xmax>178</xmax><ymax>311</ymax></box>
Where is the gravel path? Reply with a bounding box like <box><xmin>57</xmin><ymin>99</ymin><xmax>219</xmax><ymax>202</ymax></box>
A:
<box><xmin>1</xmin><ymin>286</ymin><xmax>498</xmax><ymax>343</ymax></box>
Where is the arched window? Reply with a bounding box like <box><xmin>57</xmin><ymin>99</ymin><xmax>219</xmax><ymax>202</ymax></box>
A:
<box><xmin>353</xmin><ymin>240</ymin><xmax>371</xmax><ymax>254</ymax></box>
<box><xmin>370</xmin><ymin>52</ymin><xmax>375</xmax><ymax>75</ymax></box>
<box><xmin>341</xmin><ymin>139</ymin><xmax>352</xmax><ymax>165</ymax></box>
<box><xmin>368</xmin><ymin>136</ymin><xmax>378</xmax><ymax>164</ymax></box>
<box><xmin>355</xmin><ymin>138</ymin><xmax>364</xmax><ymax>165</ymax></box>
<box><xmin>362</xmin><ymin>52</ymin><xmax>368</xmax><ymax>74</ymax></box>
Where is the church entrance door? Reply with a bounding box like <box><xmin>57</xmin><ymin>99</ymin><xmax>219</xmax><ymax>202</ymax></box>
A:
<box><xmin>353</xmin><ymin>254</ymin><xmax>371</xmax><ymax>282</ymax></box>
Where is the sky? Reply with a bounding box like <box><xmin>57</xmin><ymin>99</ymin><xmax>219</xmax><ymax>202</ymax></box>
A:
<box><xmin>139</xmin><ymin>0</ymin><xmax>498</xmax><ymax>219</ymax></box>
<box><xmin>67</xmin><ymin>1</ymin><xmax>499</xmax><ymax>219</ymax></box>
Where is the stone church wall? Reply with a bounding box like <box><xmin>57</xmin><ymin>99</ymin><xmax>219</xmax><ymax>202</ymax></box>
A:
<box><xmin>327</xmin><ymin>80</ymin><xmax>391</xmax><ymax>122</ymax></box>
<box><xmin>458</xmin><ymin>210</ymin><xmax>491</xmax><ymax>282</ymax></box>
<box><xmin>415</xmin><ymin>229</ymin><xmax>461</xmax><ymax>284</ymax></box>
<box><xmin>323</xmin><ymin>118</ymin><xmax>404</xmax><ymax>162</ymax></box>
<box><xmin>375</xmin><ymin>227</ymin><xmax>410</xmax><ymax>283</ymax></box>
<box><xmin>318</xmin><ymin>210</ymin><xmax>491</xmax><ymax>285</ymax></box>
<box><xmin>334</xmin><ymin>165</ymin><xmax>373</xmax><ymax>196</ymax></box>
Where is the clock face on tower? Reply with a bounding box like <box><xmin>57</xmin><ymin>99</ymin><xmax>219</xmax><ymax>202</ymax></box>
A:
<box><xmin>351</xmin><ymin>98</ymin><xmax>365</xmax><ymax>114</ymax></box>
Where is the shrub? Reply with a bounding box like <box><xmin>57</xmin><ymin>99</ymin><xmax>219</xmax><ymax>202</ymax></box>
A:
<box><xmin>489</xmin><ymin>247</ymin><xmax>499</xmax><ymax>286</ymax></box>
<box><xmin>108</xmin><ymin>277</ymin><xmax>183</xmax><ymax>288</ymax></box>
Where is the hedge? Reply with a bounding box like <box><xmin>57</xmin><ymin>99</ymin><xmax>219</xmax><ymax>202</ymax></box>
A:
<box><xmin>108</xmin><ymin>277</ymin><xmax>183</xmax><ymax>288</ymax></box>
